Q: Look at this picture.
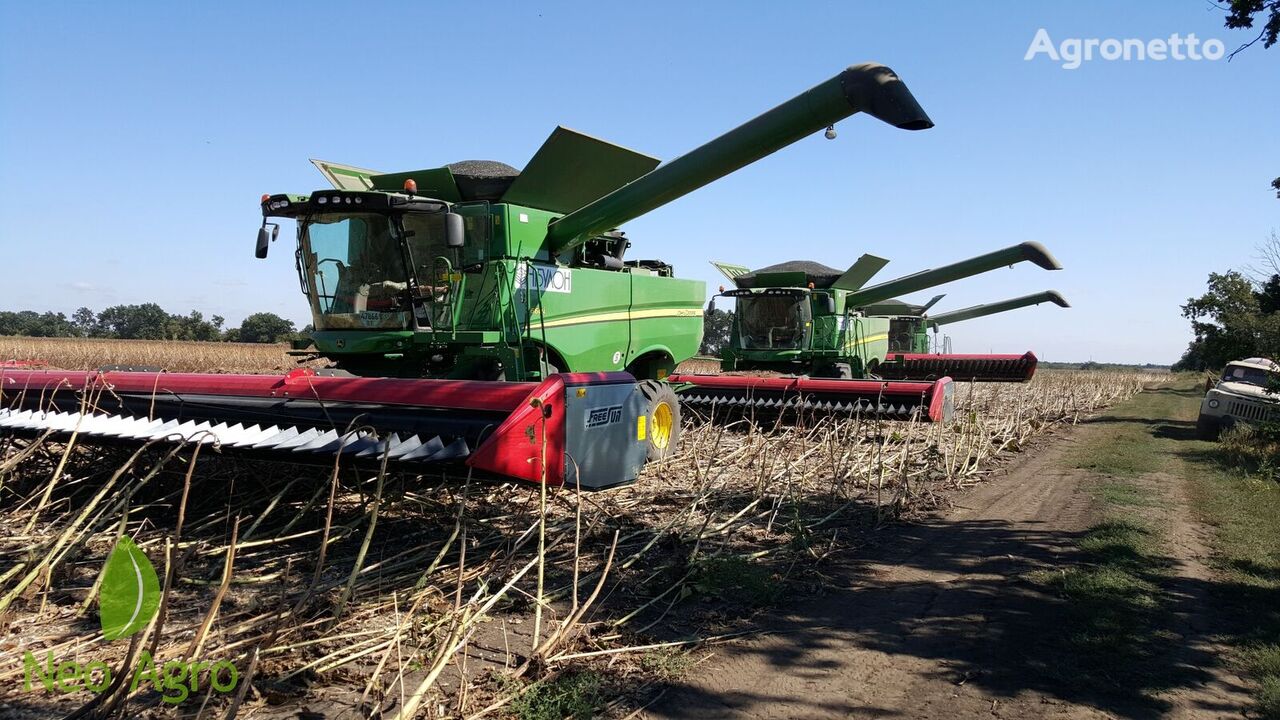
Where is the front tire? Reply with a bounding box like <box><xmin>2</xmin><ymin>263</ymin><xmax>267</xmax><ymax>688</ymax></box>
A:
<box><xmin>639</xmin><ymin>380</ymin><xmax>681</xmax><ymax>462</ymax></box>
<box><xmin>1196</xmin><ymin>413</ymin><xmax>1220</xmax><ymax>441</ymax></box>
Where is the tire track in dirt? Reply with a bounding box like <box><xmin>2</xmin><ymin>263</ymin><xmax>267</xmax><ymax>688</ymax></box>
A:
<box><xmin>646</xmin><ymin>429</ymin><xmax>1110</xmax><ymax>719</ymax></box>
<box><xmin>1141</xmin><ymin>468</ymin><xmax>1253</xmax><ymax>720</ymax></box>
<box><xmin>644</xmin><ymin>407</ymin><xmax>1252</xmax><ymax>719</ymax></box>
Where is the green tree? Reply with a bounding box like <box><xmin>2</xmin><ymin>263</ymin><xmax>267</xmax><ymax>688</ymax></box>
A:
<box><xmin>1221</xmin><ymin>0</ymin><xmax>1280</xmax><ymax>55</ymax></box>
<box><xmin>71</xmin><ymin>307</ymin><xmax>97</xmax><ymax>337</ymax></box>
<box><xmin>169</xmin><ymin>311</ymin><xmax>224</xmax><ymax>341</ymax></box>
<box><xmin>95</xmin><ymin>303</ymin><xmax>174</xmax><ymax>340</ymax></box>
<box><xmin>0</xmin><ymin>310</ymin><xmax>76</xmax><ymax>337</ymax></box>
<box><xmin>0</xmin><ymin>311</ymin><xmax>24</xmax><ymax>335</ymax></box>
<box><xmin>1174</xmin><ymin>270</ymin><xmax>1280</xmax><ymax>370</ymax></box>
<box><xmin>1218</xmin><ymin>0</ymin><xmax>1280</xmax><ymax>194</ymax></box>
<box><xmin>24</xmin><ymin>311</ymin><xmax>76</xmax><ymax>337</ymax></box>
<box><xmin>699</xmin><ymin>303</ymin><xmax>734</xmax><ymax>356</ymax></box>
<box><xmin>236</xmin><ymin>313</ymin><xmax>295</xmax><ymax>343</ymax></box>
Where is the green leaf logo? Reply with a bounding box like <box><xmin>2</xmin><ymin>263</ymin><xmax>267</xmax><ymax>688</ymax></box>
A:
<box><xmin>98</xmin><ymin>536</ymin><xmax>160</xmax><ymax>641</ymax></box>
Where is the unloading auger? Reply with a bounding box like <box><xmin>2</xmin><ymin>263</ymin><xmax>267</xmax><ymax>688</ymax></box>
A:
<box><xmin>2</xmin><ymin>62</ymin><xmax>950</xmax><ymax>488</ymax></box>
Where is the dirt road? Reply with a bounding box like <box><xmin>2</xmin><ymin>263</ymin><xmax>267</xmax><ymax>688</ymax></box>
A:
<box><xmin>646</xmin><ymin>390</ymin><xmax>1254</xmax><ymax>719</ymax></box>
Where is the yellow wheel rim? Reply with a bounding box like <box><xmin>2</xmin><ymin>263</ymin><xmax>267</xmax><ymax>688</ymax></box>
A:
<box><xmin>652</xmin><ymin>401</ymin><xmax>674</xmax><ymax>450</ymax></box>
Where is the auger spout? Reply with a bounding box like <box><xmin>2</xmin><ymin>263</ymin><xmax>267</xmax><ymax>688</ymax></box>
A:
<box><xmin>928</xmin><ymin>290</ymin><xmax>1070</xmax><ymax>328</ymax></box>
<box><xmin>545</xmin><ymin>63</ymin><xmax>933</xmax><ymax>256</ymax></box>
<box><xmin>842</xmin><ymin>242</ymin><xmax>1061</xmax><ymax>309</ymax></box>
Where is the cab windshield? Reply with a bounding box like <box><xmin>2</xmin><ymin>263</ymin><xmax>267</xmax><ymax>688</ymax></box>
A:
<box><xmin>888</xmin><ymin>317</ymin><xmax>921</xmax><ymax>353</ymax></box>
<box><xmin>300</xmin><ymin>211</ymin><xmax>458</xmax><ymax>331</ymax></box>
<box><xmin>1221</xmin><ymin>364</ymin><xmax>1275</xmax><ymax>388</ymax></box>
<box><xmin>737</xmin><ymin>294</ymin><xmax>809</xmax><ymax>350</ymax></box>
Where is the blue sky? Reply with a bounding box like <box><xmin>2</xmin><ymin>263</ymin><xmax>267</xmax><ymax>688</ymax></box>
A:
<box><xmin>1</xmin><ymin>1</ymin><xmax>1276</xmax><ymax>364</ymax></box>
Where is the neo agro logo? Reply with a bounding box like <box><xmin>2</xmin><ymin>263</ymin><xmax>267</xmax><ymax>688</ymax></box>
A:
<box><xmin>1025</xmin><ymin>28</ymin><xmax>1225</xmax><ymax>70</ymax></box>
<box><xmin>19</xmin><ymin>537</ymin><xmax>240</xmax><ymax>705</ymax></box>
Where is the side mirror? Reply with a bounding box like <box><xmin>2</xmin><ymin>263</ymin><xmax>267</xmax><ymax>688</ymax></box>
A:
<box><xmin>256</xmin><ymin>223</ymin><xmax>280</xmax><ymax>259</ymax></box>
<box><xmin>825</xmin><ymin>296</ymin><xmax>837</xmax><ymax>314</ymax></box>
<box><xmin>445</xmin><ymin>212</ymin><xmax>465</xmax><ymax>248</ymax></box>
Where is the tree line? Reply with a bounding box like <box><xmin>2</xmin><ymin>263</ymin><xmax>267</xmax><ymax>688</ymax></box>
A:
<box><xmin>1175</xmin><ymin>232</ymin><xmax>1280</xmax><ymax>371</ymax></box>
<box><xmin>0</xmin><ymin>305</ymin><xmax>303</xmax><ymax>344</ymax></box>
<box><xmin>5</xmin><ymin>302</ymin><xmax>730</xmax><ymax>350</ymax></box>
<box><xmin>701</xmin><ymin>306</ymin><xmax>734</xmax><ymax>355</ymax></box>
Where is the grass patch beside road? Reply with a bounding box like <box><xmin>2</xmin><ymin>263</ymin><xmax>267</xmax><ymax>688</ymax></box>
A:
<box><xmin>1185</xmin><ymin>443</ymin><xmax>1280</xmax><ymax>718</ymax></box>
<box><xmin>1029</xmin><ymin>385</ymin><xmax>1189</xmax><ymax>701</ymax></box>
<box><xmin>1029</xmin><ymin>492</ymin><xmax>1171</xmax><ymax>695</ymax></box>
<box><xmin>1047</xmin><ymin>378</ymin><xmax>1280</xmax><ymax>717</ymax></box>
<box><xmin>508</xmin><ymin>671</ymin><xmax>605</xmax><ymax>720</ymax></box>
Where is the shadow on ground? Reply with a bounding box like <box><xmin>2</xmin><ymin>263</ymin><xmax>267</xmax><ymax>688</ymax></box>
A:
<box><xmin>647</xmin><ymin>520</ymin><xmax>1264</xmax><ymax>718</ymax></box>
<box><xmin>645</xmin><ymin>407</ymin><xmax>1268</xmax><ymax>719</ymax></box>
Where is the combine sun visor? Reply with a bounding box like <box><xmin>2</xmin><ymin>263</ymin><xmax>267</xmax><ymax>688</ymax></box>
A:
<box><xmin>710</xmin><ymin>260</ymin><xmax>752</xmax><ymax>285</ymax></box>
<box><xmin>503</xmin><ymin>127</ymin><xmax>660</xmax><ymax>213</ymax></box>
<box><xmin>832</xmin><ymin>253</ymin><xmax>890</xmax><ymax>292</ymax></box>
<box><xmin>311</xmin><ymin>159</ymin><xmax>383</xmax><ymax>191</ymax></box>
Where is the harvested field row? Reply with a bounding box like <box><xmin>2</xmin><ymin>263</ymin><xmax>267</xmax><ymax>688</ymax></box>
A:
<box><xmin>0</xmin><ymin>338</ymin><xmax>1160</xmax><ymax>717</ymax></box>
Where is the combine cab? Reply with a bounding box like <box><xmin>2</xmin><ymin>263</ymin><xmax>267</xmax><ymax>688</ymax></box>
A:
<box><xmin>714</xmin><ymin>244</ymin><xmax>1066</xmax><ymax>384</ymax></box>
<box><xmin>4</xmin><ymin>63</ymin><xmax>952</xmax><ymax>487</ymax></box>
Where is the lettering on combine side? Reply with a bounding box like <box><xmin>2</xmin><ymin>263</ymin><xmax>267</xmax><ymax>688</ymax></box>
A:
<box><xmin>586</xmin><ymin>405</ymin><xmax>623</xmax><ymax>429</ymax></box>
<box><xmin>515</xmin><ymin>264</ymin><xmax>573</xmax><ymax>294</ymax></box>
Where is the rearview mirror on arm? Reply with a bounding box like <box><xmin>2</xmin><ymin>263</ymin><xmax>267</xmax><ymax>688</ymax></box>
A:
<box><xmin>445</xmin><ymin>213</ymin><xmax>464</xmax><ymax>248</ymax></box>
<box><xmin>256</xmin><ymin>222</ymin><xmax>280</xmax><ymax>259</ymax></box>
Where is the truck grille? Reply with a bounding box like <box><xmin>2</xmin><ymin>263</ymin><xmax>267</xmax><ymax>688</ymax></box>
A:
<box><xmin>1227</xmin><ymin>399</ymin><xmax>1279</xmax><ymax>423</ymax></box>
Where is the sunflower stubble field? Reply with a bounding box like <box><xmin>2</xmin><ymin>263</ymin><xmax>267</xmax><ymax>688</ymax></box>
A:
<box><xmin>0</xmin><ymin>338</ymin><xmax>1162</xmax><ymax>718</ymax></box>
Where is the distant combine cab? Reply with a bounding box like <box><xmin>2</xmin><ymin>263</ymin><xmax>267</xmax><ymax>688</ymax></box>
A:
<box><xmin>1197</xmin><ymin>358</ymin><xmax>1280</xmax><ymax>440</ymax></box>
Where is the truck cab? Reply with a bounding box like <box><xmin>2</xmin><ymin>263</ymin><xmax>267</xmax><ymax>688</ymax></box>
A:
<box><xmin>1197</xmin><ymin>358</ymin><xmax>1280</xmax><ymax>439</ymax></box>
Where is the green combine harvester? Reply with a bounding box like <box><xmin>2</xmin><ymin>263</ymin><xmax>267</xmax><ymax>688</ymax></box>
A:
<box><xmin>707</xmin><ymin>244</ymin><xmax>1066</xmax><ymax>384</ymax></box>
<box><xmin>3</xmin><ymin>62</ymin><xmax>954</xmax><ymax>489</ymax></box>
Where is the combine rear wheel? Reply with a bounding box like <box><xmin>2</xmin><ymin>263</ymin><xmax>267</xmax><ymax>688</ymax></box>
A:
<box><xmin>639</xmin><ymin>380</ymin><xmax>681</xmax><ymax>461</ymax></box>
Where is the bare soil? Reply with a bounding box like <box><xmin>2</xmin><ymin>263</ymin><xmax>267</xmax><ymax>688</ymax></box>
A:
<box><xmin>644</xmin><ymin>418</ymin><xmax>1253</xmax><ymax>719</ymax></box>
<box><xmin>1141</xmin><ymin>468</ymin><xmax>1253</xmax><ymax>720</ymax></box>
